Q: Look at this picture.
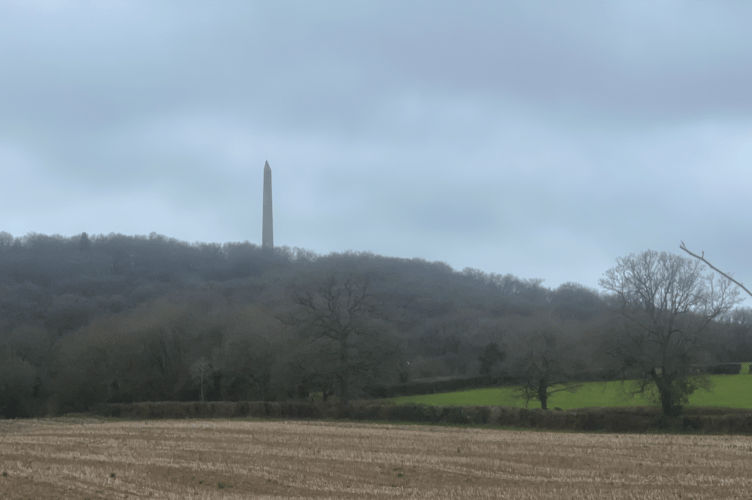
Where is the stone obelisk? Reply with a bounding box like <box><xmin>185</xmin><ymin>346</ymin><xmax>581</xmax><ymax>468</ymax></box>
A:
<box><xmin>262</xmin><ymin>161</ymin><xmax>273</xmax><ymax>250</ymax></box>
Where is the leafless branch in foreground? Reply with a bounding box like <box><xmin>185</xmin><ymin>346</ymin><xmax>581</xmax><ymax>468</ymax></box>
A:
<box><xmin>680</xmin><ymin>241</ymin><xmax>752</xmax><ymax>298</ymax></box>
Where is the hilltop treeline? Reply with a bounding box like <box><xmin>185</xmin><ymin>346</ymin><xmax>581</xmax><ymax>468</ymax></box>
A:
<box><xmin>0</xmin><ymin>232</ymin><xmax>750</xmax><ymax>418</ymax></box>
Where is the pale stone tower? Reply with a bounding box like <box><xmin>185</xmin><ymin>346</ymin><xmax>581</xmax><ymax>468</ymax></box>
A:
<box><xmin>262</xmin><ymin>161</ymin><xmax>273</xmax><ymax>249</ymax></box>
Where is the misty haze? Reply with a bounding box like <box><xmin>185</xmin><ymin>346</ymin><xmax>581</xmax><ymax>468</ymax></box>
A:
<box><xmin>1</xmin><ymin>2</ymin><xmax>752</xmax><ymax>498</ymax></box>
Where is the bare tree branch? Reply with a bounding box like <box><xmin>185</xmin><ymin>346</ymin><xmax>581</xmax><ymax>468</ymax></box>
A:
<box><xmin>680</xmin><ymin>241</ymin><xmax>752</xmax><ymax>298</ymax></box>
<box><xmin>281</xmin><ymin>270</ymin><xmax>393</xmax><ymax>405</ymax></box>
<box><xmin>600</xmin><ymin>249</ymin><xmax>742</xmax><ymax>416</ymax></box>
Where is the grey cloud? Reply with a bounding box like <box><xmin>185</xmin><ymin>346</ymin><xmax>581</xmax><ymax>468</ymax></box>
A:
<box><xmin>0</xmin><ymin>1</ymin><xmax>751</xmax><ymax>301</ymax></box>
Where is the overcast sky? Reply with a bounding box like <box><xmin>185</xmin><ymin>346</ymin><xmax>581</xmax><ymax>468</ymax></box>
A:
<box><xmin>1</xmin><ymin>1</ymin><xmax>751</xmax><ymax>300</ymax></box>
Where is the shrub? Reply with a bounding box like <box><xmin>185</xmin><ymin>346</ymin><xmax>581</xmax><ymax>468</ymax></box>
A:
<box><xmin>348</xmin><ymin>404</ymin><xmax>382</xmax><ymax>421</ymax></box>
<box><xmin>85</xmin><ymin>401</ymin><xmax>752</xmax><ymax>435</ymax></box>
<box><xmin>247</xmin><ymin>402</ymin><xmax>267</xmax><ymax>418</ymax></box>
<box><xmin>235</xmin><ymin>401</ymin><xmax>250</xmax><ymax>416</ymax></box>
<box><xmin>445</xmin><ymin>406</ymin><xmax>469</xmax><ymax>424</ymax></box>
<box><xmin>386</xmin><ymin>405</ymin><xmax>430</xmax><ymax>423</ymax></box>
<box><xmin>461</xmin><ymin>405</ymin><xmax>492</xmax><ymax>425</ymax></box>
<box><xmin>704</xmin><ymin>363</ymin><xmax>742</xmax><ymax>375</ymax></box>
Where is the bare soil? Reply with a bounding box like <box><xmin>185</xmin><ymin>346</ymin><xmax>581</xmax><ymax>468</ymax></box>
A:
<box><xmin>1</xmin><ymin>417</ymin><xmax>751</xmax><ymax>499</ymax></box>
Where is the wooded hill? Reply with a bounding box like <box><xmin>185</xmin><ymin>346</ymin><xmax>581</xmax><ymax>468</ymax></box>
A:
<box><xmin>0</xmin><ymin>231</ymin><xmax>750</xmax><ymax>418</ymax></box>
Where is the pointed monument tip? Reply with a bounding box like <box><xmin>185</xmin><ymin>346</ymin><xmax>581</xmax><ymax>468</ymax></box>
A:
<box><xmin>264</xmin><ymin>160</ymin><xmax>270</xmax><ymax>171</ymax></box>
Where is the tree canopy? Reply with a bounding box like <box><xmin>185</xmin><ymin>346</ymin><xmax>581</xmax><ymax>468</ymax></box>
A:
<box><xmin>0</xmin><ymin>233</ymin><xmax>748</xmax><ymax>417</ymax></box>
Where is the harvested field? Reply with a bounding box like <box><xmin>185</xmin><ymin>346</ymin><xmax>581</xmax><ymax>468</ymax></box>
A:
<box><xmin>1</xmin><ymin>417</ymin><xmax>751</xmax><ymax>499</ymax></box>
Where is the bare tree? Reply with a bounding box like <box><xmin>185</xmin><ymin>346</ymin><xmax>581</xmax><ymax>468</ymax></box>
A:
<box><xmin>190</xmin><ymin>357</ymin><xmax>212</xmax><ymax>402</ymax></box>
<box><xmin>280</xmin><ymin>270</ymin><xmax>395</xmax><ymax>405</ymax></box>
<box><xmin>680</xmin><ymin>241</ymin><xmax>752</xmax><ymax>298</ymax></box>
<box><xmin>599</xmin><ymin>250</ymin><xmax>742</xmax><ymax>416</ymax></box>
<box><xmin>509</xmin><ymin>314</ymin><xmax>582</xmax><ymax>410</ymax></box>
<box><xmin>478</xmin><ymin>342</ymin><xmax>506</xmax><ymax>378</ymax></box>
<box><xmin>213</xmin><ymin>303</ymin><xmax>289</xmax><ymax>401</ymax></box>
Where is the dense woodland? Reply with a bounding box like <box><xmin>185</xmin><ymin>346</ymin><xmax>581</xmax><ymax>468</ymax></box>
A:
<box><xmin>0</xmin><ymin>231</ymin><xmax>750</xmax><ymax>418</ymax></box>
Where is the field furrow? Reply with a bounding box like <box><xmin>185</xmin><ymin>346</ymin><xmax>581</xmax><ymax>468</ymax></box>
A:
<box><xmin>1</xmin><ymin>418</ymin><xmax>750</xmax><ymax>499</ymax></box>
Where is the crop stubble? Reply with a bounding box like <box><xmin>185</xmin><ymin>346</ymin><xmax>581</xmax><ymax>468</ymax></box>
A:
<box><xmin>0</xmin><ymin>417</ymin><xmax>750</xmax><ymax>499</ymax></box>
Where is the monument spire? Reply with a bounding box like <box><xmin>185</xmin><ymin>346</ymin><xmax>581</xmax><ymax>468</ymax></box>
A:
<box><xmin>262</xmin><ymin>161</ymin><xmax>273</xmax><ymax>249</ymax></box>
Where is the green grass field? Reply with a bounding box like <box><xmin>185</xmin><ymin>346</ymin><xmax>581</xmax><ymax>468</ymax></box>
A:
<box><xmin>386</xmin><ymin>364</ymin><xmax>752</xmax><ymax>410</ymax></box>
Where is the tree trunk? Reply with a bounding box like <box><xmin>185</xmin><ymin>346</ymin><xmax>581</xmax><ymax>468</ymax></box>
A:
<box><xmin>538</xmin><ymin>380</ymin><xmax>548</xmax><ymax>410</ymax></box>
<box><xmin>652</xmin><ymin>369</ymin><xmax>674</xmax><ymax>416</ymax></box>
<box><xmin>659</xmin><ymin>388</ymin><xmax>673</xmax><ymax>416</ymax></box>
<box><xmin>338</xmin><ymin>332</ymin><xmax>350</xmax><ymax>406</ymax></box>
<box><xmin>340</xmin><ymin>375</ymin><xmax>350</xmax><ymax>406</ymax></box>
